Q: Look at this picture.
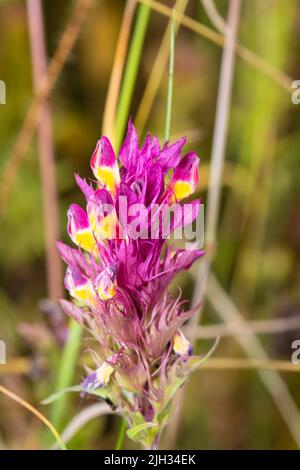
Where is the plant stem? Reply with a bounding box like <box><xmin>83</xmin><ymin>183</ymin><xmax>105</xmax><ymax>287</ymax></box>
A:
<box><xmin>114</xmin><ymin>3</ymin><xmax>151</xmax><ymax>150</ymax></box>
<box><xmin>135</xmin><ymin>0</ymin><xmax>188</xmax><ymax>134</ymax></box>
<box><xmin>165</xmin><ymin>12</ymin><xmax>175</xmax><ymax>141</ymax></box>
<box><xmin>115</xmin><ymin>418</ymin><xmax>127</xmax><ymax>450</ymax></box>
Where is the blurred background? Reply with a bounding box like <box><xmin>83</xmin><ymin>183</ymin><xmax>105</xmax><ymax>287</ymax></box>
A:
<box><xmin>1</xmin><ymin>0</ymin><xmax>300</xmax><ymax>450</ymax></box>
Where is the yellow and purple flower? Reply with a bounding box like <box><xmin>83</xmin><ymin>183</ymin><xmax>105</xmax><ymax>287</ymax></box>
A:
<box><xmin>57</xmin><ymin>119</ymin><xmax>207</xmax><ymax>449</ymax></box>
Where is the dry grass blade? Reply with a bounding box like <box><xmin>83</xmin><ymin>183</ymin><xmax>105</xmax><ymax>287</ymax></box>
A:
<box><xmin>0</xmin><ymin>384</ymin><xmax>66</xmax><ymax>450</ymax></box>
<box><xmin>201</xmin><ymin>357</ymin><xmax>300</xmax><ymax>373</ymax></box>
<box><xmin>0</xmin><ymin>357</ymin><xmax>31</xmax><ymax>375</ymax></box>
<box><xmin>138</xmin><ymin>0</ymin><xmax>292</xmax><ymax>93</ymax></box>
<box><xmin>194</xmin><ymin>316</ymin><xmax>300</xmax><ymax>339</ymax></box>
<box><xmin>201</xmin><ymin>0</ymin><xmax>228</xmax><ymax>34</ymax></box>
<box><xmin>0</xmin><ymin>0</ymin><xmax>94</xmax><ymax>217</ymax></box>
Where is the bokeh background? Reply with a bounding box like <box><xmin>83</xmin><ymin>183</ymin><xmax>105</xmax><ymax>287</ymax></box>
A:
<box><xmin>1</xmin><ymin>0</ymin><xmax>300</xmax><ymax>450</ymax></box>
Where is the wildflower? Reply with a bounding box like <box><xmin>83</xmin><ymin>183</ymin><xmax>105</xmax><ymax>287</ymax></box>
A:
<box><xmin>173</xmin><ymin>329</ymin><xmax>193</xmax><ymax>357</ymax></box>
<box><xmin>57</xmin><ymin>119</ymin><xmax>214</xmax><ymax>449</ymax></box>
<box><xmin>82</xmin><ymin>361</ymin><xmax>115</xmax><ymax>390</ymax></box>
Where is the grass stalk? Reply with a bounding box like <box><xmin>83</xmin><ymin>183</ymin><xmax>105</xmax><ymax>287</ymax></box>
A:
<box><xmin>114</xmin><ymin>3</ymin><xmax>151</xmax><ymax>149</ymax></box>
<box><xmin>165</xmin><ymin>13</ymin><xmax>175</xmax><ymax>142</ymax></box>
<box><xmin>136</xmin><ymin>0</ymin><xmax>188</xmax><ymax>134</ymax></box>
<box><xmin>102</xmin><ymin>0</ymin><xmax>137</xmax><ymax>144</ymax></box>
<box><xmin>50</xmin><ymin>320</ymin><xmax>82</xmax><ymax>431</ymax></box>
<box><xmin>115</xmin><ymin>418</ymin><xmax>127</xmax><ymax>450</ymax></box>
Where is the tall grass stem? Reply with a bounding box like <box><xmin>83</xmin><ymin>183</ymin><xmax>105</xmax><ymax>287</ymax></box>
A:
<box><xmin>165</xmin><ymin>13</ymin><xmax>175</xmax><ymax>141</ymax></box>
<box><xmin>115</xmin><ymin>3</ymin><xmax>151</xmax><ymax>149</ymax></box>
<box><xmin>50</xmin><ymin>320</ymin><xmax>82</xmax><ymax>431</ymax></box>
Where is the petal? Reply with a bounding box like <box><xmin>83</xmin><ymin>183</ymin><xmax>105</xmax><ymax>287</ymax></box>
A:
<box><xmin>119</xmin><ymin>118</ymin><xmax>139</xmax><ymax>170</ymax></box>
<box><xmin>171</xmin><ymin>248</ymin><xmax>205</xmax><ymax>271</ymax></box>
<box><xmin>82</xmin><ymin>361</ymin><xmax>114</xmax><ymax>390</ymax></box>
<box><xmin>67</xmin><ymin>204</ymin><xmax>95</xmax><ymax>252</ymax></box>
<box><xmin>87</xmin><ymin>189</ymin><xmax>118</xmax><ymax>241</ymax></box>
<box><xmin>95</xmin><ymin>266</ymin><xmax>117</xmax><ymax>300</ymax></box>
<box><xmin>90</xmin><ymin>137</ymin><xmax>120</xmax><ymax>194</ymax></box>
<box><xmin>59</xmin><ymin>299</ymin><xmax>85</xmax><ymax>324</ymax></box>
<box><xmin>75</xmin><ymin>174</ymin><xmax>95</xmax><ymax>201</ymax></box>
<box><xmin>56</xmin><ymin>241</ymin><xmax>95</xmax><ymax>279</ymax></box>
<box><xmin>160</xmin><ymin>200</ymin><xmax>201</xmax><ymax>238</ymax></box>
<box><xmin>96</xmin><ymin>361</ymin><xmax>114</xmax><ymax>385</ymax></box>
<box><xmin>159</xmin><ymin>136</ymin><xmax>186</xmax><ymax>172</ymax></box>
<box><xmin>170</xmin><ymin>152</ymin><xmax>199</xmax><ymax>202</ymax></box>
<box><xmin>65</xmin><ymin>267</ymin><xmax>94</xmax><ymax>304</ymax></box>
<box><xmin>173</xmin><ymin>330</ymin><xmax>193</xmax><ymax>356</ymax></box>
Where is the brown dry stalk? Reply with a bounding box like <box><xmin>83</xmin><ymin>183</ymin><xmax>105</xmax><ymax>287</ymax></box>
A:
<box><xmin>202</xmin><ymin>358</ymin><xmax>300</xmax><ymax>373</ymax></box>
<box><xmin>138</xmin><ymin>0</ymin><xmax>292</xmax><ymax>93</ymax></box>
<box><xmin>0</xmin><ymin>0</ymin><xmax>94</xmax><ymax>217</ymax></box>
<box><xmin>2</xmin><ymin>354</ymin><xmax>300</xmax><ymax>378</ymax></box>
<box><xmin>165</xmin><ymin>0</ymin><xmax>241</xmax><ymax>448</ymax></box>
<box><xmin>194</xmin><ymin>315</ymin><xmax>300</xmax><ymax>339</ymax></box>
<box><xmin>27</xmin><ymin>0</ymin><xmax>63</xmax><ymax>300</ymax></box>
<box><xmin>0</xmin><ymin>357</ymin><xmax>31</xmax><ymax>375</ymax></box>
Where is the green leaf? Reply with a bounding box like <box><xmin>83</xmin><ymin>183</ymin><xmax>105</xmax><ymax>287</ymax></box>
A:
<box><xmin>127</xmin><ymin>421</ymin><xmax>159</xmax><ymax>442</ymax></box>
<box><xmin>41</xmin><ymin>384</ymin><xmax>109</xmax><ymax>405</ymax></box>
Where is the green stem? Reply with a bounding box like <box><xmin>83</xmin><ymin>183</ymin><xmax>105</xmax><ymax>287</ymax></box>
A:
<box><xmin>50</xmin><ymin>320</ymin><xmax>82</xmax><ymax>430</ymax></box>
<box><xmin>115</xmin><ymin>3</ymin><xmax>151</xmax><ymax>150</ymax></box>
<box><xmin>165</xmin><ymin>12</ymin><xmax>175</xmax><ymax>141</ymax></box>
<box><xmin>115</xmin><ymin>418</ymin><xmax>127</xmax><ymax>450</ymax></box>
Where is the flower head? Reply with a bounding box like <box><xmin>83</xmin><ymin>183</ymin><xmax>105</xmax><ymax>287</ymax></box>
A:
<box><xmin>57</xmin><ymin>119</ymin><xmax>210</xmax><ymax>449</ymax></box>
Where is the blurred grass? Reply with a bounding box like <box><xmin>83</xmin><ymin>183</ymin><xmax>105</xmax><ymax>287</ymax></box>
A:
<box><xmin>1</xmin><ymin>0</ymin><xmax>300</xmax><ymax>450</ymax></box>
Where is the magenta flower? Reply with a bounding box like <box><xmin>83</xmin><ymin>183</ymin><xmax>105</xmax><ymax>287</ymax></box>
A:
<box><xmin>57</xmin><ymin>120</ymin><xmax>212</xmax><ymax>448</ymax></box>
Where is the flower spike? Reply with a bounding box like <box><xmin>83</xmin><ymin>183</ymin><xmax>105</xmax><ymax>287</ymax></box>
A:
<box><xmin>58</xmin><ymin>119</ymin><xmax>210</xmax><ymax>450</ymax></box>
